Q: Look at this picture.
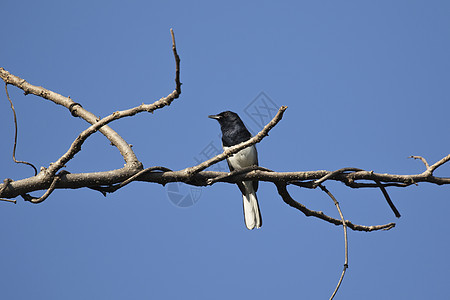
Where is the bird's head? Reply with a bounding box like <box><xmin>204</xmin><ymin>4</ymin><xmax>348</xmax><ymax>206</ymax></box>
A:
<box><xmin>208</xmin><ymin>111</ymin><xmax>241</xmax><ymax>126</ymax></box>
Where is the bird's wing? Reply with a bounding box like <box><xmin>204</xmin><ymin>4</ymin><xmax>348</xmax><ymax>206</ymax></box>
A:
<box><xmin>253</xmin><ymin>147</ymin><xmax>259</xmax><ymax>192</ymax></box>
<box><xmin>226</xmin><ymin>158</ymin><xmax>248</xmax><ymax>195</ymax></box>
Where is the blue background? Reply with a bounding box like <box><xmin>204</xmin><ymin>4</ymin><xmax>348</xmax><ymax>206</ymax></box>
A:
<box><xmin>1</xmin><ymin>1</ymin><xmax>449</xmax><ymax>299</ymax></box>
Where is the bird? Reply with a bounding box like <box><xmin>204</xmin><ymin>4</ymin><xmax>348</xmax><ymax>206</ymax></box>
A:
<box><xmin>208</xmin><ymin>111</ymin><xmax>262</xmax><ymax>230</ymax></box>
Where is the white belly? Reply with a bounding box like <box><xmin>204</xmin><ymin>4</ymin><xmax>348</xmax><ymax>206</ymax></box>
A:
<box><xmin>223</xmin><ymin>145</ymin><xmax>258</xmax><ymax>169</ymax></box>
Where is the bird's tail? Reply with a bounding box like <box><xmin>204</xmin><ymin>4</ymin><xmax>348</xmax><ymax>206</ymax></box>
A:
<box><xmin>242</xmin><ymin>185</ymin><xmax>262</xmax><ymax>230</ymax></box>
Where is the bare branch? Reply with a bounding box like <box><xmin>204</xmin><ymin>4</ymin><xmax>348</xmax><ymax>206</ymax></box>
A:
<box><xmin>1</xmin><ymin>156</ymin><xmax>449</xmax><ymax>201</ymax></box>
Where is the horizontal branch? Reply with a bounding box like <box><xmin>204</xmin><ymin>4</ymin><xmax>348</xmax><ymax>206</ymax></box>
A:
<box><xmin>1</xmin><ymin>157</ymin><xmax>449</xmax><ymax>199</ymax></box>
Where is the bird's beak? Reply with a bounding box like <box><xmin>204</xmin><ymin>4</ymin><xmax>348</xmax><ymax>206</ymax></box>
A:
<box><xmin>208</xmin><ymin>114</ymin><xmax>221</xmax><ymax>120</ymax></box>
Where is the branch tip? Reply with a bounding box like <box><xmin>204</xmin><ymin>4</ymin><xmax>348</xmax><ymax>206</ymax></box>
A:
<box><xmin>170</xmin><ymin>28</ymin><xmax>176</xmax><ymax>47</ymax></box>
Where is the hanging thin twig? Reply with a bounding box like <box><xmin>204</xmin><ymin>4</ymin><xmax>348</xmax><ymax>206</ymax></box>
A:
<box><xmin>319</xmin><ymin>184</ymin><xmax>348</xmax><ymax>300</ymax></box>
<box><xmin>4</xmin><ymin>83</ymin><xmax>37</xmax><ymax>175</ymax></box>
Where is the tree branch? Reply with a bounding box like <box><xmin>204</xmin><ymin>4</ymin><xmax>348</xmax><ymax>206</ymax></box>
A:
<box><xmin>1</xmin><ymin>157</ymin><xmax>449</xmax><ymax>200</ymax></box>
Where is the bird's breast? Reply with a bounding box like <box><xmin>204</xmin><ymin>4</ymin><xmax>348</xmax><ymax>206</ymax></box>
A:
<box><xmin>223</xmin><ymin>145</ymin><xmax>258</xmax><ymax>169</ymax></box>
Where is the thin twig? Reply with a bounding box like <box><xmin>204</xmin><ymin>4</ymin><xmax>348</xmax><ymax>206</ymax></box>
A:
<box><xmin>319</xmin><ymin>184</ymin><xmax>348</xmax><ymax>300</ymax></box>
<box><xmin>24</xmin><ymin>175</ymin><xmax>61</xmax><ymax>204</ymax></box>
<box><xmin>374</xmin><ymin>180</ymin><xmax>401</xmax><ymax>218</ymax></box>
<box><xmin>4</xmin><ymin>83</ymin><xmax>37</xmax><ymax>175</ymax></box>
<box><xmin>0</xmin><ymin>198</ymin><xmax>16</xmax><ymax>204</ymax></box>
<box><xmin>344</xmin><ymin>182</ymin><xmax>410</xmax><ymax>188</ymax></box>
<box><xmin>409</xmin><ymin>155</ymin><xmax>430</xmax><ymax>169</ymax></box>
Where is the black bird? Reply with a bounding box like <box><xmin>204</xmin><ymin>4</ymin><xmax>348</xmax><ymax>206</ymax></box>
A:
<box><xmin>208</xmin><ymin>111</ymin><xmax>262</xmax><ymax>230</ymax></box>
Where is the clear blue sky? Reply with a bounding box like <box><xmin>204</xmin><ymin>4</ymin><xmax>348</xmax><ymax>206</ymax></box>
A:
<box><xmin>1</xmin><ymin>1</ymin><xmax>449</xmax><ymax>299</ymax></box>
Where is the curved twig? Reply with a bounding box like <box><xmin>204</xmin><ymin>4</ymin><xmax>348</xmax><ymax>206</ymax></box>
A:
<box><xmin>409</xmin><ymin>155</ymin><xmax>430</xmax><ymax>169</ymax></box>
<box><xmin>319</xmin><ymin>184</ymin><xmax>348</xmax><ymax>300</ymax></box>
<box><xmin>96</xmin><ymin>166</ymin><xmax>173</xmax><ymax>194</ymax></box>
<box><xmin>23</xmin><ymin>174</ymin><xmax>62</xmax><ymax>204</ymax></box>
<box><xmin>4</xmin><ymin>83</ymin><xmax>37</xmax><ymax>175</ymax></box>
